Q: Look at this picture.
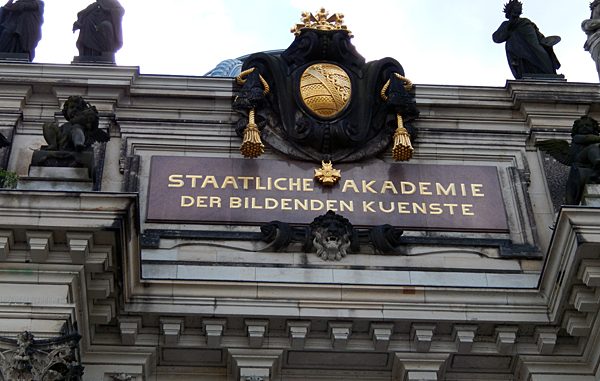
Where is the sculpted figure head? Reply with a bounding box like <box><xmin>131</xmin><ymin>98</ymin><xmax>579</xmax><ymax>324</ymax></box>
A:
<box><xmin>62</xmin><ymin>95</ymin><xmax>89</xmax><ymax>120</ymax></box>
<box><xmin>310</xmin><ymin>211</ymin><xmax>354</xmax><ymax>261</ymax></box>
<box><xmin>572</xmin><ymin>115</ymin><xmax>600</xmax><ymax>136</ymax></box>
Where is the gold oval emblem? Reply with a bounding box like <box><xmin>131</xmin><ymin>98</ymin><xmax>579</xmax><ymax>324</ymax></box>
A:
<box><xmin>299</xmin><ymin>63</ymin><xmax>351</xmax><ymax>119</ymax></box>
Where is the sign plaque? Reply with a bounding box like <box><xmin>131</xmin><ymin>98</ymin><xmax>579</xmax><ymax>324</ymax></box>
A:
<box><xmin>147</xmin><ymin>156</ymin><xmax>508</xmax><ymax>232</ymax></box>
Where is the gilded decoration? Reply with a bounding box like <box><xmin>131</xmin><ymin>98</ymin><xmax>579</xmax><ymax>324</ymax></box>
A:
<box><xmin>300</xmin><ymin>63</ymin><xmax>351</xmax><ymax>119</ymax></box>
<box><xmin>314</xmin><ymin>160</ymin><xmax>341</xmax><ymax>186</ymax></box>
<box><xmin>232</xmin><ymin>8</ymin><xmax>419</xmax><ymax>163</ymax></box>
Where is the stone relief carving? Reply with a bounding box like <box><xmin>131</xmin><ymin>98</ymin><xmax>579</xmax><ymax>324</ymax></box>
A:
<box><xmin>0</xmin><ymin>331</ymin><xmax>84</xmax><ymax>381</ymax></box>
<box><xmin>260</xmin><ymin>211</ymin><xmax>403</xmax><ymax>260</ymax></box>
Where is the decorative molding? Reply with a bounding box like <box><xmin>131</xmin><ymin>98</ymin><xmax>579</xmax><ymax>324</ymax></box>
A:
<box><xmin>328</xmin><ymin>322</ymin><xmax>352</xmax><ymax>350</ymax></box>
<box><xmin>495</xmin><ymin>326</ymin><xmax>518</xmax><ymax>354</ymax></box>
<box><xmin>26</xmin><ymin>231</ymin><xmax>54</xmax><ymax>262</ymax></box>
<box><xmin>411</xmin><ymin>324</ymin><xmax>435</xmax><ymax>353</ymax></box>
<box><xmin>67</xmin><ymin>232</ymin><xmax>93</xmax><ymax>264</ymax></box>
<box><xmin>452</xmin><ymin>325</ymin><xmax>478</xmax><ymax>353</ymax></box>
<box><xmin>287</xmin><ymin>321</ymin><xmax>311</xmax><ymax>350</ymax></box>
<box><xmin>245</xmin><ymin>320</ymin><xmax>268</xmax><ymax>348</ymax></box>
<box><xmin>119</xmin><ymin>317</ymin><xmax>142</xmax><ymax>346</ymax></box>
<box><xmin>0</xmin><ymin>230</ymin><xmax>13</xmax><ymax>259</ymax></box>
<box><xmin>203</xmin><ymin>319</ymin><xmax>226</xmax><ymax>348</ymax></box>
<box><xmin>370</xmin><ymin>322</ymin><xmax>394</xmax><ymax>351</ymax></box>
<box><xmin>535</xmin><ymin>327</ymin><xmax>558</xmax><ymax>355</ymax></box>
<box><xmin>161</xmin><ymin>318</ymin><xmax>184</xmax><ymax>345</ymax></box>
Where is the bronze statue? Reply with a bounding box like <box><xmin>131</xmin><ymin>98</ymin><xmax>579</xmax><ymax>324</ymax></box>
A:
<box><xmin>536</xmin><ymin>116</ymin><xmax>600</xmax><ymax>205</ymax></box>
<box><xmin>73</xmin><ymin>0</ymin><xmax>124</xmax><ymax>60</ymax></box>
<box><xmin>42</xmin><ymin>96</ymin><xmax>109</xmax><ymax>152</ymax></box>
<box><xmin>0</xmin><ymin>0</ymin><xmax>43</xmax><ymax>60</ymax></box>
<box><xmin>492</xmin><ymin>0</ymin><xmax>561</xmax><ymax>79</ymax></box>
<box><xmin>583</xmin><ymin>0</ymin><xmax>600</xmax><ymax>81</ymax></box>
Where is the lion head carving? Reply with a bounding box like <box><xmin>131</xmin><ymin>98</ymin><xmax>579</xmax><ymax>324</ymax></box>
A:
<box><xmin>309</xmin><ymin>211</ymin><xmax>355</xmax><ymax>261</ymax></box>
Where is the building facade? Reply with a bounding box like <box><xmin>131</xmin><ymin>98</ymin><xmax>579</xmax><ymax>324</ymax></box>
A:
<box><xmin>0</xmin><ymin>61</ymin><xmax>598</xmax><ymax>381</ymax></box>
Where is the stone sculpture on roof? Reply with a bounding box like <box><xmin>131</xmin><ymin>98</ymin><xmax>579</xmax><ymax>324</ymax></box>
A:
<box><xmin>0</xmin><ymin>0</ymin><xmax>43</xmax><ymax>61</ymax></box>
<box><xmin>583</xmin><ymin>0</ymin><xmax>600</xmax><ymax>81</ymax></box>
<box><xmin>492</xmin><ymin>0</ymin><xmax>561</xmax><ymax>79</ymax></box>
<box><xmin>73</xmin><ymin>0</ymin><xmax>124</xmax><ymax>63</ymax></box>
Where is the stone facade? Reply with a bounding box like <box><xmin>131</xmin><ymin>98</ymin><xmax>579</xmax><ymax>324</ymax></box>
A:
<box><xmin>0</xmin><ymin>62</ymin><xmax>598</xmax><ymax>380</ymax></box>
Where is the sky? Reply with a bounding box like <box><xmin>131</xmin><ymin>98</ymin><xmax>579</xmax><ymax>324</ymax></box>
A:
<box><xmin>33</xmin><ymin>0</ymin><xmax>600</xmax><ymax>86</ymax></box>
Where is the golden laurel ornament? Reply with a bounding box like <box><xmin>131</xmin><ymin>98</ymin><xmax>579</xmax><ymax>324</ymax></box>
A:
<box><xmin>300</xmin><ymin>63</ymin><xmax>351</xmax><ymax>119</ymax></box>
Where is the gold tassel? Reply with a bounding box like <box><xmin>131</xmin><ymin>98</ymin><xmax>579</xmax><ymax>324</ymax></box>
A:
<box><xmin>392</xmin><ymin>113</ymin><xmax>413</xmax><ymax>161</ymax></box>
<box><xmin>240</xmin><ymin>109</ymin><xmax>265</xmax><ymax>158</ymax></box>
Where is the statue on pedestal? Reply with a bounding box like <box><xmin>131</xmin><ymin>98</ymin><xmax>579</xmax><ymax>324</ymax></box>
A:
<box><xmin>73</xmin><ymin>0</ymin><xmax>124</xmax><ymax>63</ymax></box>
<box><xmin>492</xmin><ymin>0</ymin><xmax>561</xmax><ymax>79</ymax></box>
<box><xmin>32</xmin><ymin>96</ymin><xmax>109</xmax><ymax>175</ymax></box>
<box><xmin>0</xmin><ymin>0</ymin><xmax>43</xmax><ymax>61</ymax></box>
<box><xmin>583</xmin><ymin>0</ymin><xmax>600</xmax><ymax>81</ymax></box>
<box><xmin>536</xmin><ymin>116</ymin><xmax>600</xmax><ymax>205</ymax></box>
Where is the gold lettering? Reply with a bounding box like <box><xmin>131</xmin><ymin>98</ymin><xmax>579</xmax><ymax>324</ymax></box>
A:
<box><xmin>429</xmin><ymin>203</ymin><xmax>443</xmax><ymax>215</ymax></box>
<box><xmin>471</xmin><ymin>184</ymin><xmax>485</xmax><ymax>197</ymax></box>
<box><xmin>412</xmin><ymin>202</ymin><xmax>427</xmax><ymax>214</ymax></box>
<box><xmin>326</xmin><ymin>200</ymin><xmax>338</xmax><ymax>211</ymax></box>
<box><xmin>256</xmin><ymin>177</ymin><xmax>267</xmax><ymax>191</ymax></box>
<box><xmin>238</xmin><ymin>177</ymin><xmax>253</xmax><ymax>190</ymax></box>
<box><xmin>460</xmin><ymin>183</ymin><xmax>467</xmax><ymax>196</ymax></box>
<box><xmin>400</xmin><ymin>181</ymin><xmax>416</xmax><ymax>195</ymax></box>
<box><xmin>230</xmin><ymin>197</ymin><xmax>242</xmax><ymax>208</ymax></box>
<box><xmin>398</xmin><ymin>202</ymin><xmax>410</xmax><ymax>214</ymax></box>
<box><xmin>311</xmin><ymin>199</ymin><xmax>325</xmax><ymax>211</ymax></box>
<box><xmin>363</xmin><ymin>201</ymin><xmax>376</xmax><ymax>213</ymax></box>
<box><xmin>251</xmin><ymin>197</ymin><xmax>263</xmax><ymax>209</ymax></box>
<box><xmin>342</xmin><ymin>180</ymin><xmax>359</xmax><ymax>193</ymax></box>
<box><xmin>419</xmin><ymin>182</ymin><xmax>432</xmax><ymax>195</ymax></box>
<box><xmin>380</xmin><ymin>181</ymin><xmax>398</xmax><ymax>194</ymax></box>
<box><xmin>362</xmin><ymin>180</ymin><xmax>377</xmax><ymax>194</ymax></box>
<box><xmin>180</xmin><ymin>196</ymin><xmax>194</xmax><ymax>207</ymax></box>
<box><xmin>274</xmin><ymin>178</ymin><xmax>287</xmax><ymax>191</ymax></box>
<box><xmin>436</xmin><ymin>183</ymin><xmax>456</xmax><ymax>196</ymax></box>
<box><xmin>444</xmin><ymin>203</ymin><xmax>458</xmax><ymax>215</ymax></box>
<box><xmin>295</xmin><ymin>199</ymin><xmax>309</xmax><ymax>210</ymax></box>
<box><xmin>210</xmin><ymin>196</ymin><xmax>222</xmax><ymax>208</ymax></box>
<box><xmin>265</xmin><ymin>198</ymin><xmax>278</xmax><ymax>210</ymax></box>
<box><xmin>168</xmin><ymin>174</ymin><xmax>184</xmax><ymax>188</ymax></box>
<box><xmin>201</xmin><ymin>175</ymin><xmax>219</xmax><ymax>189</ymax></box>
<box><xmin>185</xmin><ymin>175</ymin><xmax>203</xmax><ymax>188</ymax></box>
<box><xmin>195</xmin><ymin>196</ymin><xmax>208</xmax><ymax>208</ymax></box>
<box><xmin>281</xmin><ymin>198</ymin><xmax>292</xmax><ymax>210</ymax></box>
<box><xmin>303</xmin><ymin>178</ymin><xmax>314</xmax><ymax>192</ymax></box>
<box><xmin>339</xmin><ymin>200</ymin><xmax>354</xmax><ymax>212</ymax></box>
<box><xmin>378</xmin><ymin>202</ymin><xmax>395</xmax><ymax>213</ymax></box>
<box><xmin>289</xmin><ymin>178</ymin><xmax>302</xmax><ymax>191</ymax></box>
<box><xmin>221</xmin><ymin>176</ymin><xmax>239</xmax><ymax>189</ymax></box>
<box><xmin>462</xmin><ymin>204</ymin><xmax>475</xmax><ymax>216</ymax></box>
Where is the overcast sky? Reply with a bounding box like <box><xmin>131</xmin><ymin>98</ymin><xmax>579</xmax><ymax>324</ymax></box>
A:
<box><xmin>33</xmin><ymin>0</ymin><xmax>599</xmax><ymax>86</ymax></box>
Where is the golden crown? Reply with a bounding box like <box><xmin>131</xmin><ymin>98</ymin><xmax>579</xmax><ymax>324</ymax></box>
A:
<box><xmin>291</xmin><ymin>8</ymin><xmax>352</xmax><ymax>37</ymax></box>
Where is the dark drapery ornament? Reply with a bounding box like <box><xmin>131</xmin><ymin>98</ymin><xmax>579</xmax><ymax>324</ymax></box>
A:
<box><xmin>260</xmin><ymin>211</ymin><xmax>404</xmax><ymax>260</ymax></box>
<box><xmin>536</xmin><ymin>116</ymin><xmax>600</xmax><ymax>205</ymax></box>
<box><xmin>233</xmin><ymin>8</ymin><xmax>419</xmax><ymax>163</ymax></box>
<box><xmin>73</xmin><ymin>0</ymin><xmax>124</xmax><ymax>63</ymax></box>
<box><xmin>0</xmin><ymin>330</ymin><xmax>84</xmax><ymax>381</ymax></box>
<box><xmin>492</xmin><ymin>0</ymin><xmax>562</xmax><ymax>79</ymax></box>
<box><xmin>0</xmin><ymin>0</ymin><xmax>44</xmax><ymax>61</ymax></box>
